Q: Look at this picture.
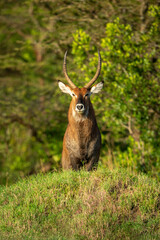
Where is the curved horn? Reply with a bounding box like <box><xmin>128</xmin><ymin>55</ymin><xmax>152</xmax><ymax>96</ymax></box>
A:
<box><xmin>84</xmin><ymin>50</ymin><xmax>101</xmax><ymax>89</ymax></box>
<box><xmin>63</xmin><ymin>51</ymin><xmax>77</xmax><ymax>89</ymax></box>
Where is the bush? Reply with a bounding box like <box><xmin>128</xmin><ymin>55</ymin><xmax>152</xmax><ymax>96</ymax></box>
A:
<box><xmin>71</xmin><ymin>9</ymin><xmax>160</xmax><ymax>178</ymax></box>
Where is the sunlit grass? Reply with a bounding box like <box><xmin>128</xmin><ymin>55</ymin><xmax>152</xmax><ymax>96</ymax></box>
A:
<box><xmin>0</xmin><ymin>168</ymin><xmax>160</xmax><ymax>239</ymax></box>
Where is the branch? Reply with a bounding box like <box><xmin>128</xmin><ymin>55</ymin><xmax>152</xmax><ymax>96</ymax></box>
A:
<box><xmin>121</xmin><ymin>116</ymin><xmax>133</xmax><ymax>135</ymax></box>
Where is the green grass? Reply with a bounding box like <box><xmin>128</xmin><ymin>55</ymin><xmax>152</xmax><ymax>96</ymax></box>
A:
<box><xmin>0</xmin><ymin>168</ymin><xmax>160</xmax><ymax>240</ymax></box>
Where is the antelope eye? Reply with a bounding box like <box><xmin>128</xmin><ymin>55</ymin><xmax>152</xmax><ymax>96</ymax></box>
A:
<box><xmin>85</xmin><ymin>93</ymin><xmax>89</xmax><ymax>97</ymax></box>
<box><xmin>72</xmin><ymin>93</ymin><xmax>76</xmax><ymax>97</ymax></box>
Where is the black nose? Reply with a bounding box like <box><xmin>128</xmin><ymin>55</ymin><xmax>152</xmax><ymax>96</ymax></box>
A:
<box><xmin>76</xmin><ymin>104</ymin><xmax>84</xmax><ymax>110</ymax></box>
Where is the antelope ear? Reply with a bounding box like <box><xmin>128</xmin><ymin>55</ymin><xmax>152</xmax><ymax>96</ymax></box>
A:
<box><xmin>90</xmin><ymin>81</ymin><xmax>104</xmax><ymax>94</ymax></box>
<box><xmin>58</xmin><ymin>81</ymin><xmax>72</xmax><ymax>94</ymax></box>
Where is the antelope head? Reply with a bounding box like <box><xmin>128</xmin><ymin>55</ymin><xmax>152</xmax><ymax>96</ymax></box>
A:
<box><xmin>58</xmin><ymin>51</ymin><xmax>103</xmax><ymax>117</ymax></box>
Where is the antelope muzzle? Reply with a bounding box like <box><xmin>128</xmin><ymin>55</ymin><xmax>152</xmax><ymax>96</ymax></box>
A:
<box><xmin>75</xmin><ymin>103</ymin><xmax>85</xmax><ymax>113</ymax></box>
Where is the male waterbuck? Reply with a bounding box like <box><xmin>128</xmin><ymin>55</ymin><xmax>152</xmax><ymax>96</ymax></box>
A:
<box><xmin>58</xmin><ymin>51</ymin><xmax>103</xmax><ymax>170</ymax></box>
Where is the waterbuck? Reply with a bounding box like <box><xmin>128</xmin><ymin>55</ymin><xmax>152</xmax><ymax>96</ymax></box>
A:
<box><xmin>58</xmin><ymin>51</ymin><xmax>103</xmax><ymax>170</ymax></box>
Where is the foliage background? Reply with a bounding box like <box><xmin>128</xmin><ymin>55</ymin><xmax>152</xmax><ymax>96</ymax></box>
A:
<box><xmin>0</xmin><ymin>0</ymin><xmax>160</xmax><ymax>184</ymax></box>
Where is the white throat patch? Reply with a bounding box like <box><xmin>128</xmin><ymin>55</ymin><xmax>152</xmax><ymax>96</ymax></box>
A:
<box><xmin>72</xmin><ymin>106</ymin><xmax>89</xmax><ymax>122</ymax></box>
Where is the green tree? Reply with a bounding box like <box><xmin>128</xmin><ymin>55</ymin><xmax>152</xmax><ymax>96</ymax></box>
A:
<box><xmin>71</xmin><ymin>6</ymin><xmax>160</xmax><ymax>177</ymax></box>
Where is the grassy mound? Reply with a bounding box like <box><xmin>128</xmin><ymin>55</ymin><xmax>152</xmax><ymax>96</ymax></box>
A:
<box><xmin>0</xmin><ymin>168</ymin><xmax>160</xmax><ymax>240</ymax></box>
